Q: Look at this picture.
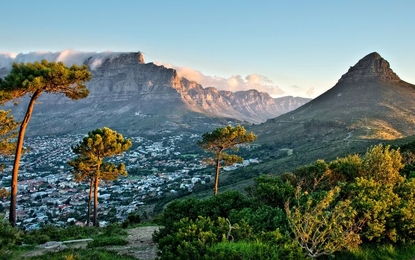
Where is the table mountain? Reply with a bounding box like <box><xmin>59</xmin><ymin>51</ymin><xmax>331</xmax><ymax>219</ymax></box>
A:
<box><xmin>0</xmin><ymin>52</ymin><xmax>309</xmax><ymax>136</ymax></box>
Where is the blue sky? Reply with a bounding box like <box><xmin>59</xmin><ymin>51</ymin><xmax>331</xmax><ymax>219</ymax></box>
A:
<box><xmin>1</xmin><ymin>0</ymin><xmax>414</xmax><ymax>98</ymax></box>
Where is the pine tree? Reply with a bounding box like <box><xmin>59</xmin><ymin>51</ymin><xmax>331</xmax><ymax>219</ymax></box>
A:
<box><xmin>197</xmin><ymin>125</ymin><xmax>256</xmax><ymax>195</ymax></box>
<box><xmin>0</xmin><ymin>60</ymin><xmax>91</xmax><ymax>226</ymax></box>
<box><xmin>68</xmin><ymin>127</ymin><xmax>131</xmax><ymax>226</ymax></box>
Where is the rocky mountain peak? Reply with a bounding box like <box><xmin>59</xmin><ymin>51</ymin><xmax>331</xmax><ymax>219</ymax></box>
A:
<box><xmin>138</xmin><ymin>52</ymin><xmax>145</xmax><ymax>64</ymax></box>
<box><xmin>338</xmin><ymin>52</ymin><xmax>400</xmax><ymax>82</ymax></box>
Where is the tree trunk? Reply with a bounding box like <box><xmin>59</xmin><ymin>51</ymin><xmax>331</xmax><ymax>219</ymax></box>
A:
<box><xmin>214</xmin><ymin>156</ymin><xmax>221</xmax><ymax>196</ymax></box>
<box><xmin>9</xmin><ymin>90</ymin><xmax>41</xmax><ymax>226</ymax></box>
<box><xmin>93</xmin><ymin>176</ymin><xmax>100</xmax><ymax>227</ymax></box>
<box><xmin>87</xmin><ymin>178</ymin><xmax>93</xmax><ymax>226</ymax></box>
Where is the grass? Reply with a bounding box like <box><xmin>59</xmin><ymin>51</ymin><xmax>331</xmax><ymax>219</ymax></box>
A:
<box><xmin>333</xmin><ymin>244</ymin><xmax>415</xmax><ymax>260</ymax></box>
<box><xmin>23</xmin><ymin>248</ymin><xmax>137</xmax><ymax>260</ymax></box>
<box><xmin>2</xmin><ymin>222</ymin><xmax>134</xmax><ymax>260</ymax></box>
<box><xmin>207</xmin><ymin>241</ymin><xmax>282</xmax><ymax>260</ymax></box>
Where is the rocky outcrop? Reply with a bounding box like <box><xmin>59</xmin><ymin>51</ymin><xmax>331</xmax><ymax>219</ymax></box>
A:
<box><xmin>338</xmin><ymin>52</ymin><xmax>400</xmax><ymax>82</ymax></box>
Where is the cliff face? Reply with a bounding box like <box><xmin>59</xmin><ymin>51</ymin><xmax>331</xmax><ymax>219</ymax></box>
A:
<box><xmin>338</xmin><ymin>52</ymin><xmax>400</xmax><ymax>83</ymax></box>
<box><xmin>179</xmin><ymin>79</ymin><xmax>310</xmax><ymax>123</ymax></box>
<box><xmin>1</xmin><ymin>52</ymin><xmax>309</xmax><ymax>135</ymax></box>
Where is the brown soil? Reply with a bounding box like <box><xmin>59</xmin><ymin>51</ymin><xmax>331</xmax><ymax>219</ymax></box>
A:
<box><xmin>106</xmin><ymin>226</ymin><xmax>159</xmax><ymax>260</ymax></box>
<box><xmin>22</xmin><ymin>226</ymin><xmax>160</xmax><ymax>260</ymax></box>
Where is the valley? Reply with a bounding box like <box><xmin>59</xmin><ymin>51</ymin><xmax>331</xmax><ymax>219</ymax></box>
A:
<box><xmin>0</xmin><ymin>132</ymin><xmax>260</xmax><ymax>229</ymax></box>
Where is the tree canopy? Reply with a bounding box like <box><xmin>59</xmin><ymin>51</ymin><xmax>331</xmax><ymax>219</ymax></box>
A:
<box><xmin>69</xmin><ymin>127</ymin><xmax>132</xmax><ymax>226</ymax></box>
<box><xmin>0</xmin><ymin>60</ymin><xmax>91</xmax><ymax>226</ymax></box>
<box><xmin>0</xmin><ymin>110</ymin><xmax>18</xmax><ymax>167</ymax></box>
<box><xmin>0</xmin><ymin>110</ymin><xmax>19</xmax><ymax>199</ymax></box>
<box><xmin>197</xmin><ymin>125</ymin><xmax>256</xmax><ymax>195</ymax></box>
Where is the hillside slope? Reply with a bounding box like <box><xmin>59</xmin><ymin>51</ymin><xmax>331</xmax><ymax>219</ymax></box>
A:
<box><xmin>248</xmin><ymin>52</ymin><xmax>415</xmax><ymax>174</ymax></box>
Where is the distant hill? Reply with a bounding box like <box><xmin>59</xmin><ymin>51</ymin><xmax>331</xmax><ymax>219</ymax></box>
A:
<box><xmin>246</xmin><ymin>52</ymin><xmax>415</xmax><ymax>175</ymax></box>
<box><xmin>0</xmin><ymin>52</ymin><xmax>310</xmax><ymax>136</ymax></box>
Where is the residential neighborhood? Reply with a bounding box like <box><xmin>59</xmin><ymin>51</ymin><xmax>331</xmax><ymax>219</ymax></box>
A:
<box><xmin>0</xmin><ymin>133</ymin><xmax>259</xmax><ymax>230</ymax></box>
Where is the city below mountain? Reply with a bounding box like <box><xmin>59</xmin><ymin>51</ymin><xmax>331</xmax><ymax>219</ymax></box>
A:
<box><xmin>0</xmin><ymin>52</ymin><xmax>310</xmax><ymax>136</ymax></box>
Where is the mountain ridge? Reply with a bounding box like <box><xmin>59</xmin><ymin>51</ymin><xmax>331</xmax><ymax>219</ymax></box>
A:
<box><xmin>0</xmin><ymin>51</ymin><xmax>310</xmax><ymax>136</ymax></box>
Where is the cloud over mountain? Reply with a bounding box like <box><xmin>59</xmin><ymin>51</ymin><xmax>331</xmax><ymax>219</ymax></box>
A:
<box><xmin>156</xmin><ymin>62</ymin><xmax>285</xmax><ymax>97</ymax></box>
<box><xmin>0</xmin><ymin>50</ymin><xmax>287</xmax><ymax>97</ymax></box>
<box><xmin>0</xmin><ymin>50</ymin><xmax>123</xmax><ymax>70</ymax></box>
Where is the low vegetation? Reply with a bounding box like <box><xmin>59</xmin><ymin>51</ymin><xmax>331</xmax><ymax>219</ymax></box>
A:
<box><xmin>3</xmin><ymin>143</ymin><xmax>415</xmax><ymax>259</ymax></box>
<box><xmin>0</xmin><ymin>221</ymin><xmax>130</xmax><ymax>260</ymax></box>
<box><xmin>152</xmin><ymin>143</ymin><xmax>415</xmax><ymax>259</ymax></box>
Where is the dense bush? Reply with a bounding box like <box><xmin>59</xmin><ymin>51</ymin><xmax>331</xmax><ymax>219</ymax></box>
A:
<box><xmin>229</xmin><ymin>205</ymin><xmax>288</xmax><ymax>233</ymax></box>
<box><xmin>122</xmin><ymin>212</ymin><xmax>141</xmax><ymax>228</ymax></box>
<box><xmin>246</xmin><ymin>175</ymin><xmax>295</xmax><ymax>209</ymax></box>
<box><xmin>0</xmin><ymin>218</ymin><xmax>24</xmax><ymax>260</ymax></box>
<box><xmin>206</xmin><ymin>232</ymin><xmax>303</xmax><ymax>260</ymax></box>
<box><xmin>155</xmin><ymin>216</ymin><xmax>253</xmax><ymax>260</ymax></box>
<box><xmin>23</xmin><ymin>225</ymin><xmax>101</xmax><ymax>245</ymax></box>
<box><xmin>67</xmin><ymin>143</ymin><xmax>415</xmax><ymax>259</ymax></box>
<box><xmin>156</xmin><ymin>190</ymin><xmax>255</xmax><ymax>229</ymax></box>
<box><xmin>154</xmin><ymin>189</ymin><xmax>303</xmax><ymax>259</ymax></box>
<box><xmin>101</xmin><ymin>223</ymin><xmax>128</xmax><ymax>237</ymax></box>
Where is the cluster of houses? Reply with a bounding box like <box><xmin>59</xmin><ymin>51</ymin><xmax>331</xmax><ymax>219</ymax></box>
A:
<box><xmin>0</xmin><ymin>133</ymin><xmax>259</xmax><ymax>230</ymax></box>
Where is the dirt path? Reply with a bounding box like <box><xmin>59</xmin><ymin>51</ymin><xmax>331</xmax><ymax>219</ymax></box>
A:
<box><xmin>107</xmin><ymin>226</ymin><xmax>160</xmax><ymax>260</ymax></box>
<box><xmin>22</xmin><ymin>226</ymin><xmax>160</xmax><ymax>260</ymax></box>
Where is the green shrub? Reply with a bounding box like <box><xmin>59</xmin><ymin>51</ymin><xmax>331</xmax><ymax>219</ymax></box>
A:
<box><xmin>206</xmin><ymin>239</ymin><xmax>303</xmax><ymax>260</ymax></box>
<box><xmin>155</xmin><ymin>216</ymin><xmax>253</xmax><ymax>260</ymax></box>
<box><xmin>229</xmin><ymin>205</ymin><xmax>288</xmax><ymax>233</ymax></box>
<box><xmin>206</xmin><ymin>241</ymin><xmax>281</xmax><ymax>260</ymax></box>
<box><xmin>256</xmin><ymin>229</ymin><xmax>304</xmax><ymax>259</ymax></box>
<box><xmin>101</xmin><ymin>223</ymin><xmax>127</xmax><ymax>237</ymax></box>
<box><xmin>23</xmin><ymin>225</ymin><xmax>100</xmax><ymax>245</ymax></box>
<box><xmin>156</xmin><ymin>190</ymin><xmax>254</xmax><ymax>229</ymax></box>
<box><xmin>246</xmin><ymin>175</ymin><xmax>295</xmax><ymax>209</ymax></box>
<box><xmin>24</xmin><ymin>248</ymin><xmax>136</xmax><ymax>259</ymax></box>
<box><xmin>0</xmin><ymin>218</ymin><xmax>24</xmax><ymax>260</ymax></box>
<box><xmin>122</xmin><ymin>212</ymin><xmax>141</xmax><ymax>228</ymax></box>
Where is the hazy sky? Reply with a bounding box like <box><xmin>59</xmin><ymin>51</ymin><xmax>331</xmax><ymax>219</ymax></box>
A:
<box><xmin>1</xmin><ymin>0</ymin><xmax>414</xmax><ymax>98</ymax></box>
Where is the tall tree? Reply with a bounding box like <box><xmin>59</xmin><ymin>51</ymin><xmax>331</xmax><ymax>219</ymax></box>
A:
<box><xmin>67</xmin><ymin>156</ymin><xmax>95</xmax><ymax>226</ymax></box>
<box><xmin>197</xmin><ymin>125</ymin><xmax>256</xmax><ymax>195</ymax></box>
<box><xmin>0</xmin><ymin>110</ymin><xmax>19</xmax><ymax>199</ymax></box>
<box><xmin>69</xmin><ymin>127</ymin><xmax>131</xmax><ymax>226</ymax></box>
<box><xmin>0</xmin><ymin>60</ymin><xmax>91</xmax><ymax>226</ymax></box>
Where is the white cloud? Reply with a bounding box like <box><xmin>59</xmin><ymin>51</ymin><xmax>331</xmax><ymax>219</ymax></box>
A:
<box><xmin>0</xmin><ymin>49</ymin><xmax>123</xmax><ymax>70</ymax></box>
<box><xmin>0</xmin><ymin>52</ymin><xmax>17</xmax><ymax>69</ymax></box>
<box><xmin>156</xmin><ymin>62</ymin><xmax>285</xmax><ymax>97</ymax></box>
<box><xmin>306</xmin><ymin>87</ymin><xmax>315</xmax><ymax>97</ymax></box>
<box><xmin>287</xmin><ymin>85</ymin><xmax>316</xmax><ymax>98</ymax></box>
